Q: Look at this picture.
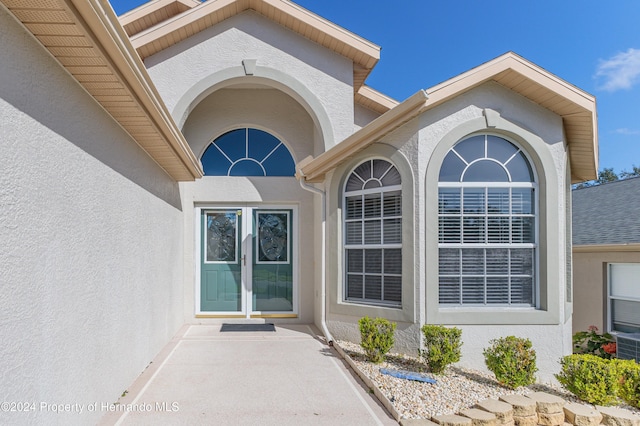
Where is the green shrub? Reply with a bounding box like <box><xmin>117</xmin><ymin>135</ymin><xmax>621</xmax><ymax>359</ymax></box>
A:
<box><xmin>421</xmin><ymin>325</ymin><xmax>462</xmax><ymax>374</ymax></box>
<box><xmin>483</xmin><ymin>336</ymin><xmax>537</xmax><ymax>389</ymax></box>
<box><xmin>358</xmin><ymin>317</ymin><xmax>396</xmax><ymax>364</ymax></box>
<box><xmin>617</xmin><ymin>359</ymin><xmax>640</xmax><ymax>408</ymax></box>
<box><xmin>573</xmin><ymin>326</ymin><xmax>616</xmax><ymax>359</ymax></box>
<box><xmin>555</xmin><ymin>354</ymin><xmax>620</xmax><ymax>405</ymax></box>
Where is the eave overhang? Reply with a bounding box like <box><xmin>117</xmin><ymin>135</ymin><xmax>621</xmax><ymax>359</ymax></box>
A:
<box><xmin>355</xmin><ymin>85</ymin><xmax>399</xmax><ymax>115</ymax></box>
<box><xmin>119</xmin><ymin>0</ymin><xmax>201</xmax><ymax>37</ymax></box>
<box><xmin>0</xmin><ymin>0</ymin><xmax>203</xmax><ymax>181</ymax></box>
<box><xmin>299</xmin><ymin>52</ymin><xmax>598</xmax><ymax>184</ymax></box>
<box><xmin>125</xmin><ymin>0</ymin><xmax>381</xmax><ymax>91</ymax></box>
<box><xmin>573</xmin><ymin>244</ymin><xmax>640</xmax><ymax>253</ymax></box>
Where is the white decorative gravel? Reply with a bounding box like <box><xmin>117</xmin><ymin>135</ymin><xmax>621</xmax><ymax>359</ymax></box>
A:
<box><xmin>337</xmin><ymin>340</ymin><xmax>640</xmax><ymax>420</ymax></box>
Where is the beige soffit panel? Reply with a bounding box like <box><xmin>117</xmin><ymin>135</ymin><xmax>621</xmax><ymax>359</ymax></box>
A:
<box><xmin>300</xmin><ymin>52</ymin><xmax>598</xmax><ymax>184</ymax></box>
<box><xmin>355</xmin><ymin>85</ymin><xmax>399</xmax><ymax>115</ymax></box>
<box><xmin>119</xmin><ymin>0</ymin><xmax>200</xmax><ymax>37</ymax></box>
<box><xmin>0</xmin><ymin>0</ymin><xmax>203</xmax><ymax>181</ymax></box>
<box><xmin>127</xmin><ymin>0</ymin><xmax>381</xmax><ymax>91</ymax></box>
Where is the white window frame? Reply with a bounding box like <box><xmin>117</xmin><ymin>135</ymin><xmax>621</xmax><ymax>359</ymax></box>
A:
<box><xmin>607</xmin><ymin>263</ymin><xmax>640</xmax><ymax>334</ymax></box>
<box><xmin>343</xmin><ymin>159</ymin><xmax>402</xmax><ymax>307</ymax></box>
<box><xmin>438</xmin><ymin>134</ymin><xmax>539</xmax><ymax>308</ymax></box>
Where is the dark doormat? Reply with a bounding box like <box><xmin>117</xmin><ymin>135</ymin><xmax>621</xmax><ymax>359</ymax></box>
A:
<box><xmin>220</xmin><ymin>323</ymin><xmax>276</xmax><ymax>332</ymax></box>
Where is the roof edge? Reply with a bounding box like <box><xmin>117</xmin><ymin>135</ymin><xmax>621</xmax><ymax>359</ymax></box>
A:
<box><xmin>573</xmin><ymin>243</ymin><xmax>640</xmax><ymax>253</ymax></box>
<box><xmin>298</xmin><ymin>90</ymin><xmax>428</xmax><ymax>182</ymax></box>
<box><xmin>355</xmin><ymin>85</ymin><xmax>399</xmax><ymax>115</ymax></box>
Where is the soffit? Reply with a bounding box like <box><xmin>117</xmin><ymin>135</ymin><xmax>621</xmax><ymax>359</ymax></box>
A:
<box><xmin>355</xmin><ymin>85</ymin><xmax>399</xmax><ymax>115</ymax></box>
<box><xmin>1</xmin><ymin>0</ymin><xmax>203</xmax><ymax>181</ymax></box>
<box><xmin>300</xmin><ymin>52</ymin><xmax>598</xmax><ymax>184</ymax></box>
<box><xmin>125</xmin><ymin>0</ymin><xmax>381</xmax><ymax>91</ymax></box>
<box><xmin>119</xmin><ymin>0</ymin><xmax>200</xmax><ymax>37</ymax></box>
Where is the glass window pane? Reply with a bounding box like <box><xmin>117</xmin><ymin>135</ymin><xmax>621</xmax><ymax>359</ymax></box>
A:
<box><xmin>487</xmin><ymin>188</ymin><xmax>510</xmax><ymax>214</ymax></box>
<box><xmin>439</xmin><ymin>151</ymin><xmax>467</xmax><ymax>182</ymax></box>
<box><xmin>463</xmin><ymin>188</ymin><xmax>485</xmax><ymax>214</ymax></box>
<box><xmin>364</xmin><ymin>249</ymin><xmax>382</xmax><ymax>274</ymax></box>
<box><xmin>364</xmin><ymin>275</ymin><xmax>382</xmax><ymax>300</ymax></box>
<box><xmin>345</xmin><ymin>173</ymin><xmax>365</xmax><ymax>192</ymax></box>
<box><xmin>345</xmin><ymin>221</ymin><xmax>362</xmax><ymax>245</ymax></box>
<box><xmin>439</xmin><ymin>276</ymin><xmax>461</xmax><ymax>304</ymax></box>
<box><xmin>454</xmin><ymin>135</ymin><xmax>485</xmax><ymax>163</ymax></box>
<box><xmin>206</xmin><ymin>212</ymin><xmax>237</xmax><ymax>262</ymax></box>
<box><xmin>229</xmin><ymin>159</ymin><xmax>265</xmax><ymax>176</ymax></box>
<box><xmin>439</xmin><ymin>248</ymin><xmax>460</xmax><ymax>275</ymax></box>
<box><xmin>610</xmin><ymin>264</ymin><xmax>640</xmax><ymax>299</ymax></box>
<box><xmin>487</xmin><ymin>277</ymin><xmax>509</xmax><ymax>304</ymax></box>
<box><xmin>201</xmin><ymin>144</ymin><xmax>232</xmax><ymax>176</ymax></box>
<box><xmin>347</xmin><ymin>274</ymin><xmax>363</xmax><ymax>299</ymax></box>
<box><xmin>384</xmin><ymin>276</ymin><xmax>402</xmax><ymax>303</ymax></box>
<box><xmin>345</xmin><ymin>196</ymin><xmax>363</xmax><ymax>219</ymax></box>
<box><xmin>487</xmin><ymin>217</ymin><xmax>510</xmax><ymax>243</ymax></box>
<box><xmin>611</xmin><ymin>299</ymin><xmax>640</xmax><ymax>333</ymax></box>
<box><xmin>463</xmin><ymin>160</ymin><xmax>509</xmax><ymax>182</ymax></box>
<box><xmin>510</xmin><ymin>249</ymin><xmax>533</xmax><ymax>275</ymax></box>
<box><xmin>380</xmin><ymin>165</ymin><xmax>401</xmax><ymax>187</ymax></box>
<box><xmin>439</xmin><ymin>188</ymin><xmax>461</xmax><ymax>214</ymax></box>
<box><xmin>346</xmin><ymin>249</ymin><xmax>363</xmax><ymax>273</ymax></box>
<box><xmin>383</xmin><ymin>191</ymin><xmax>402</xmax><ymax>216</ymax></box>
<box><xmin>486</xmin><ymin>248</ymin><xmax>509</xmax><ymax>275</ymax></box>
<box><xmin>383</xmin><ymin>218</ymin><xmax>402</xmax><ymax>244</ymax></box>
<box><xmin>213</xmin><ymin>129</ymin><xmax>245</xmax><ymax>162</ymax></box>
<box><xmin>364</xmin><ymin>193</ymin><xmax>381</xmax><ymax>217</ymax></box>
<box><xmin>373</xmin><ymin>159</ymin><xmax>392</xmax><ymax>180</ymax></box>
<box><xmin>462</xmin><ymin>277</ymin><xmax>485</xmax><ymax>304</ymax></box>
<box><xmin>511</xmin><ymin>277</ymin><xmax>534</xmax><ymax>304</ymax></box>
<box><xmin>512</xmin><ymin>217</ymin><xmax>534</xmax><ymax>243</ymax></box>
<box><xmin>487</xmin><ymin>135</ymin><xmax>518</xmax><ymax>163</ymax></box>
<box><xmin>463</xmin><ymin>216</ymin><xmax>486</xmax><ymax>243</ymax></box>
<box><xmin>512</xmin><ymin>188</ymin><xmax>534</xmax><ymax>214</ymax></box>
<box><xmin>384</xmin><ymin>248</ymin><xmax>402</xmax><ymax>275</ymax></box>
<box><xmin>439</xmin><ymin>216</ymin><xmax>461</xmax><ymax>243</ymax></box>
<box><xmin>364</xmin><ymin>220</ymin><xmax>381</xmax><ymax>244</ymax></box>
<box><xmin>506</xmin><ymin>151</ymin><xmax>534</xmax><ymax>182</ymax></box>
<box><xmin>260</xmin><ymin>144</ymin><xmax>295</xmax><ymax>176</ymax></box>
<box><xmin>462</xmin><ymin>248</ymin><xmax>484</xmax><ymax>275</ymax></box>
<box><xmin>257</xmin><ymin>213</ymin><xmax>288</xmax><ymax>262</ymax></box>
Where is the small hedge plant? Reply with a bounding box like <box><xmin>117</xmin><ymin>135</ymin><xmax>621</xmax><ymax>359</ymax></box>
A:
<box><xmin>358</xmin><ymin>316</ymin><xmax>396</xmax><ymax>364</ymax></box>
<box><xmin>421</xmin><ymin>325</ymin><xmax>462</xmax><ymax>374</ymax></box>
<box><xmin>555</xmin><ymin>354</ymin><xmax>620</xmax><ymax>406</ymax></box>
<box><xmin>618</xmin><ymin>359</ymin><xmax>640</xmax><ymax>408</ymax></box>
<box><xmin>483</xmin><ymin>336</ymin><xmax>537</xmax><ymax>389</ymax></box>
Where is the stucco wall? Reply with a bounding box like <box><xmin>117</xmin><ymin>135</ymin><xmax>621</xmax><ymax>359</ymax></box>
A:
<box><xmin>145</xmin><ymin>11</ymin><xmax>354</xmax><ymax>153</ymax></box>
<box><xmin>325</xmin><ymin>83</ymin><xmax>573</xmax><ymax>382</ymax></box>
<box><xmin>572</xmin><ymin>250</ymin><xmax>640</xmax><ymax>333</ymax></box>
<box><xmin>0</xmin><ymin>9</ymin><xmax>184</xmax><ymax>425</ymax></box>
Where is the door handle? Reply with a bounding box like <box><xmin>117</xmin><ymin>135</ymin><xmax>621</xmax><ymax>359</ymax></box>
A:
<box><xmin>242</xmin><ymin>254</ymin><xmax>246</xmax><ymax>266</ymax></box>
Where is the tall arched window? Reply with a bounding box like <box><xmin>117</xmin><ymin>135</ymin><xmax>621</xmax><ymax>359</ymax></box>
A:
<box><xmin>438</xmin><ymin>134</ymin><xmax>537</xmax><ymax>306</ymax></box>
<box><xmin>344</xmin><ymin>159</ymin><xmax>402</xmax><ymax>306</ymax></box>
<box><xmin>201</xmin><ymin>128</ymin><xmax>295</xmax><ymax>176</ymax></box>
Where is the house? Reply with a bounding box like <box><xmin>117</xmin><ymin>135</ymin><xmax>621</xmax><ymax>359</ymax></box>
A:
<box><xmin>572</xmin><ymin>178</ymin><xmax>640</xmax><ymax>336</ymax></box>
<box><xmin>0</xmin><ymin>0</ymin><xmax>597</xmax><ymax>423</ymax></box>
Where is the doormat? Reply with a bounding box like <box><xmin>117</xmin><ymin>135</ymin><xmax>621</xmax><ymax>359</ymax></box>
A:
<box><xmin>220</xmin><ymin>323</ymin><xmax>276</xmax><ymax>332</ymax></box>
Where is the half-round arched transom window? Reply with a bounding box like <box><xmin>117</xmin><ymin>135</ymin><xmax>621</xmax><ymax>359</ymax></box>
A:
<box><xmin>344</xmin><ymin>159</ymin><xmax>402</xmax><ymax>307</ymax></box>
<box><xmin>438</xmin><ymin>134</ymin><xmax>537</xmax><ymax>307</ymax></box>
<box><xmin>201</xmin><ymin>128</ymin><xmax>295</xmax><ymax>176</ymax></box>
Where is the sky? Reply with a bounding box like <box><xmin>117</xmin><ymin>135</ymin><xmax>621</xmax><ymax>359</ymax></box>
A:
<box><xmin>109</xmin><ymin>0</ymin><xmax>640</xmax><ymax>176</ymax></box>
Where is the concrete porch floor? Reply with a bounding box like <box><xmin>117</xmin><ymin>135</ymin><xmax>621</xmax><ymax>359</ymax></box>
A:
<box><xmin>99</xmin><ymin>324</ymin><xmax>397</xmax><ymax>425</ymax></box>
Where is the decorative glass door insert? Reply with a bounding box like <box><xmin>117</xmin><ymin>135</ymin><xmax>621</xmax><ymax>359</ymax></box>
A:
<box><xmin>199</xmin><ymin>207</ymin><xmax>296</xmax><ymax>316</ymax></box>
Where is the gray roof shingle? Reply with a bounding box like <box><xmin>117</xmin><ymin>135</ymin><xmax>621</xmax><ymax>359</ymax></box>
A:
<box><xmin>572</xmin><ymin>176</ymin><xmax>640</xmax><ymax>245</ymax></box>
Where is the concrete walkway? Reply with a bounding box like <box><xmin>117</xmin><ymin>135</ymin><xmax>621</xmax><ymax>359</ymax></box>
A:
<box><xmin>99</xmin><ymin>324</ymin><xmax>397</xmax><ymax>425</ymax></box>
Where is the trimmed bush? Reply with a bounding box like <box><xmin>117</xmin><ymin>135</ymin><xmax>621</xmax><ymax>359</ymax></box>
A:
<box><xmin>483</xmin><ymin>336</ymin><xmax>537</xmax><ymax>389</ymax></box>
<box><xmin>421</xmin><ymin>325</ymin><xmax>462</xmax><ymax>374</ymax></box>
<box><xmin>617</xmin><ymin>359</ymin><xmax>640</xmax><ymax>408</ymax></box>
<box><xmin>555</xmin><ymin>354</ymin><xmax>620</xmax><ymax>406</ymax></box>
<box><xmin>358</xmin><ymin>316</ymin><xmax>396</xmax><ymax>364</ymax></box>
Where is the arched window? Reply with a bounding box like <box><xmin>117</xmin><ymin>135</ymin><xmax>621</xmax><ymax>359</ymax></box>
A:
<box><xmin>201</xmin><ymin>128</ymin><xmax>295</xmax><ymax>176</ymax></box>
<box><xmin>344</xmin><ymin>159</ymin><xmax>402</xmax><ymax>306</ymax></box>
<box><xmin>438</xmin><ymin>134</ymin><xmax>536</xmax><ymax>306</ymax></box>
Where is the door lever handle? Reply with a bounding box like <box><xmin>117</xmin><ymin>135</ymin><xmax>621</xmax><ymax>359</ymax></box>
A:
<box><xmin>242</xmin><ymin>254</ymin><xmax>246</xmax><ymax>266</ymax></box>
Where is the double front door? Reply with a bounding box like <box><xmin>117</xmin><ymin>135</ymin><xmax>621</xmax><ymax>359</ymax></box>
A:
<box><xmin>198</xmin><ymin>206</ymin><xmax>296</xmax><ymax>317</ymax></box>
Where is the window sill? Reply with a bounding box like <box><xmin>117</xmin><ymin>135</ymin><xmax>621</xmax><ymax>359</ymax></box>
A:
<box><xmin>428</xmin><ymin>306</ymin><xmax>560</xmax><ymax>325</ymax></box>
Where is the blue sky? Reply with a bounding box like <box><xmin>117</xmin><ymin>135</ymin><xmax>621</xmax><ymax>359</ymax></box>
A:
<box><xmin>109</xmin><ymin>0</ymin><xmax>640</xmax><ymax>176</ymax></box>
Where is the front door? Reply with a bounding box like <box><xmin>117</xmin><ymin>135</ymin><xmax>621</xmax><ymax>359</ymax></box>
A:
<box><xmin>198</xmin><ymin>206</ymin><xmax>296</xmax><ymax>317</ymax></box>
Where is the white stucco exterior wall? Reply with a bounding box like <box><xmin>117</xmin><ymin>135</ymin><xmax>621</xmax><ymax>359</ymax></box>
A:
<box><xmin>145</xmin><ymin>11</ymin><xmax>355</xmax><ymax>152</ymax></box>
<box><xmin>325</xmin><ymin>83</ymin><xmax>572</xmax><ymax>382</ymax></box>
<box><xmin>0</xmin><ymin>9</ymin><xmax>185</xmax><ymax>425</ymax></box>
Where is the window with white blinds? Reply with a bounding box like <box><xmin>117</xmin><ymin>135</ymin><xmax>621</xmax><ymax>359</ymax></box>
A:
<box><xmin>438</xmin><ymin>135</ymin><xmax>537</xmax><ymax>306</ymax></box>
<box><xmin>608</xmin><ymin>264</ymin><xmax>640</xmax><ymax>333</ymax></box>
<box><xmin>344</xmin><ymin>159</ymin><xmax>402</xmax><ymax>306</ymax></box>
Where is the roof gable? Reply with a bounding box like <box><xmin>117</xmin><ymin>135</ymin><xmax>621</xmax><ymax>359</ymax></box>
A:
<box><xmin>122</xmin><ymin>0</ymin><xmax>380</xmax><ymax>91</ymax></box>
<box><xmin>299</xmin><ymin>52</ymin><xmax>598</xmax><ymax>184</ymax></box>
